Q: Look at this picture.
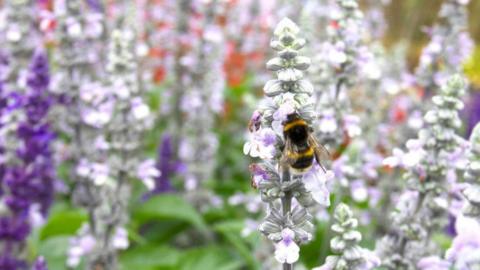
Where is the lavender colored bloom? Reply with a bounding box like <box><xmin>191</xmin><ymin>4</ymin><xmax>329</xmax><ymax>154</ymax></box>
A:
<box><xmin>466</xmin><ymin>91</ymin><xmax>480</xmax><ymax>137</ymax></box>
<box><xmin>418</xmin><ymin>215</ymin><xmax>480</xmax><ymax>269</ymax></box>
<box><xmin>15</xmin><ymin>50</ymin><xmax>56</xmax><ymax>214</ymax></box>
<box><xmin>144</xmin><ymin>134</ymin><xmax>178</xmax><ymax>198</ymax></box>
<box><xmin>0</xmin><ymin>50</ymin><xmax>56</xmax><ymax>269</ymax></box>
<box><xmin>415</xmin><ymin>0</ymin><xmax>473</xmax><ymax>94</ymax></box>
<box><xmin>0</xmin><ymin>256</ymin><xmax>27</xmax><ymax>270</ymax></box>
<box><xmin>85</xmin><ymin>0</ymin><xmax>105</xmax><ymax>13</ymax></box>
<box><xmin>274</xmin><ymin>228</ymin><xmax>300</xmax><ymax>264</ymax></box>
<box><xmin>32</xmin><ymin>257</ymin><xmax>47</xmax><ymax>270</ymax></box>
<box><xmin>417</xmin><ymin>256</ymin><xmax>450</xmax><ymax>270</ymax></box>
<box><xmin>377</xmin><ymin>75</ymin><xmax>467</xmax><ymax>269</ymax></box>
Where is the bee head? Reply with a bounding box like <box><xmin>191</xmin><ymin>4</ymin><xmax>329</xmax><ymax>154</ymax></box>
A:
<box><xmin>283</xmin><ymin>114</ymin><xmax>309</xmax><ymax>142</ymax></box>
<box><xmin>283</xmin><ymin>113</ymin><xmax>301</xmax><ymax>124</ymax></box>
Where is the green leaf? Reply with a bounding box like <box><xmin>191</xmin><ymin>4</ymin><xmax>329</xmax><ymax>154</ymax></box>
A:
<box><xmin>39</xmin><ymin>210</ymin><xmax>87</xmax><ymax>240</ymax></box>
<box><xmin>178</xmin><ymin>246</ymin><xmax>243</xmax><ymax>270</ymax></box>
<box><xmin>213</xmin><ymin>220</ymin><xmax>260</xmax><ymax>270</ymax></box>
<box><xmin>38</xmin><ymin>236</ymin><xmax>70</xmax><ymax>270</ymax></box>
<box><xmin>133</xmin><ymin>194</ymin><xmax>208</xmax><ymax>233</ymax></box>
<box><xmin>133</xmin><ymin>221</ymin><xmax>188</xmax><ymax>243</ymax></box>
<box><xmin>119</xmin><ymin>245</ymin><xmax>180</xmax><ymax>270</ymax></box>
<box><xmin>432</xmin><ymin>232</ymin><xmax>453</xmax><ymax>251</ymax></box>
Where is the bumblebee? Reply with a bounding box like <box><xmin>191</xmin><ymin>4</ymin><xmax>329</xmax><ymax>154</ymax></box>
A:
<box><xmin>281</xmin><ymin>114</ymin><xmax>330</xmax><ymax>173</ymax></box>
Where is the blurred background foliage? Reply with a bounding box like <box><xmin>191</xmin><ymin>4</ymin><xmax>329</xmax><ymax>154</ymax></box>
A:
<box><xmin>378</xmin><ymin>0</ymin><xmax>480</xmax><ymax>68</ymax></box>
<box><xmin>21</xmin><ymin>0</ymin><xmax>480</xmax><ymax>269</ymax></box>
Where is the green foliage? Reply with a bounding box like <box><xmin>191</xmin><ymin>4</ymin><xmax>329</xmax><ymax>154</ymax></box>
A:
<box><xmin>176</xmin><ymin>246</ymin><xmax>243</xmax><ymax>270</ymax></box>
<box><xmin>133</xmin><ymin>194</ymin><xmax>209</xmax><ymax>233</ymax></box>
<box><xmin>214</xmin><ymin>220</ymin><xmax>261</xmax><ymax>269</ymax></box>
<box><xmin>119</xmin><ymin>245</ymin><xmax>180</xmax><ymax>269</ymax></box>
<box><xmin>39</xmin><ymin>208</ymin><xmax>87</xmax><ymax>240</ymax></box>
<box><xmin>38</xmin><ymin>236</ymin><xmax>71</xmax><ymax>270</ymax></box>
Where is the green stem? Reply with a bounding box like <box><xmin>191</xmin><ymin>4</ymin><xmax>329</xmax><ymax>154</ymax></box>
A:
<box><xmin>281</xmin><ymin>167</ymin><xmax>294</xmax><ymax>270</ymax></box>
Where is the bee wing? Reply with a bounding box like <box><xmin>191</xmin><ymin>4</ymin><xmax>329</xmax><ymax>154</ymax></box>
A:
<box><xmin>307</xmin><ymin>135</ymin><xmax>331</xmax><ymax>172</ymax></box>
<box><xmin>280</xmin><ymin>138</ymin><xmax>296</xmax><ymax>167</ymax></box>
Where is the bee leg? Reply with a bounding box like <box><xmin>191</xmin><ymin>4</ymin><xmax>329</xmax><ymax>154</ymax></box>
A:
<box><xmin>317</xmin><ymin>158</ymin><xmax>327</xmax><ymax>173</ymax></box>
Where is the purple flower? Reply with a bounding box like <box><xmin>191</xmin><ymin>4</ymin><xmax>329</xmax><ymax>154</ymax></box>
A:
<box><xmin>0</xmin><ymin>256</ymin><xmax>27</xmax><ymax>270</ymax></box>
<box><xmin>32</xmin><ymin>257</ymin><xmax>47</xmax><ymax>270</ymax></box>
<box><xmin>274</xmin><ymin>228</ymin><xmax>300</xmax><ymax>264</ymax></box>
<box><xmin>445</xmin><ymin>216</ymin><xmax>480</xmax><ymax>267</ymax></box>
<box><xmin>417</xmin><ymin>256</ymin><xmax>451</xmax><ymax>270</ymax></box>
<box><xmin>243</xmin><ymin>128</ymin><xmax>277</xmax><ymax>159</ymax></box>
<box><xmin>466</xmin><ymin>91</ymin><xmax>480</xmax><ymax>137</ymax></box>
<box><xmin>136</xmin><ymin>159</ymin><xmax>160</xmax><ymax>190</ymax></box>
<box><xmin>302</xmin><ymin>165</ymin><xmax>333</xmax><ymax>207</ymax></box>
<box><xmin>0</xmin><ymin>50</ymin><xmax>56</xmax><ymax>269</ymax></box>
<box><xmin>67</xmin><ymin>225</ymin><xmax>96</xmax><ymax>268</ymax></box>
<box><xmin>144</xmin><ymin>135</ymin><xmax>178</xmax><ymax>198</ymax></box>
<box><xmin>85</xmin><ymin>0</ymin><xmax>105</xmax><ymax>13</ymax></box>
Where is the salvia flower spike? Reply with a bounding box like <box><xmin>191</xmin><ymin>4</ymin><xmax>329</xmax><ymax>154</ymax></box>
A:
<box><xmin>377</xmin><ymin>75</ymin><xmax>466</xmax><ymax>269</ymax></box>
<box><xmin>313</xmin><ymin>203</ymin><xmax>379</xmax><ymax>270</ymax></box>
<box><xmin>246</xmin><ymin>18</ymin><xmax>332</xmax><ymax>269</ymax></box>
<box><xmin>0</xmin><ymin>50</ymin><xmax>56</xmax><ymax>270</ymax></box>
<box><xmin>463</xmin><ymin>123</ymin><xmax>480</xmax><ymax>218</ymax></box>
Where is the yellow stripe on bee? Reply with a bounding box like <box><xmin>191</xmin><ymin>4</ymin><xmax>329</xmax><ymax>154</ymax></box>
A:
<box><xmin>283</xmin><ymin>119</ymin><xmax>307</xmax><ymax>132</ymax></box>
<box><xmin>287</xmin><ymin>147</ymin><xmax>314</xmax><ymax>158</ymax></box>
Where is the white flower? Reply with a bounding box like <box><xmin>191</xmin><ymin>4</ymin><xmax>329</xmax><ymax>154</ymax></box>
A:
<box><xmin>272</xmin><ymin>97</ymin><xmax>296</xmax><ymax>133</ymax></box>
<box><xmin>362</xmin><ymin>61</ymin><xmax>381</xmax><ymax>80</ymax></box>
<box><xmin>76</xmin><ymin>159</ymin><xmax>91</xmax><ymax>177</ymax></box>
<box><xmin>76</xmin><ymin>160</ymin><xmax>111</xmax><ymax>185</ymax></box>
<box><xmin>136</xmin><ymin>159</ymin><xmax>160</xmax><ymax>190</ymax></box>
<box><xmin>274</xmin><ymin>228</ymin><xmax>300</xmax><ymax>264</ymax></box>
<box><xmin>243</xmin><ymin>128</ymin><xmax>277</xmax><ymax>159</ymax></box>
<box><xmin>302</xmin><ymin>166</ymin><xmax>333</xmax><ymax>206</ymax></box>
<box><xmin>408</xmin><ymin>110</ymin><xmax>424</xmax><ymax>130</ymax></box>
<box><xmin>329</xmin><ymin>49</ymin><xmax>347</xmax><ymax>65</ymax></box>
<box><xmin>445</xmin><ymin>215</ymin><xmax>480</xmax><ymax>268</ymax></box>
<box><xmin>82</xmin><ymin>101</ymin><xmax>114</xmax><ymax>127</ymax></box>
<box><xmin>361</xmin><ymin>248</ymin><xmax>381</xmax><ymax>269</ymax></box>
<box><xmin>418</xmin><ymin>256</ymin><xmax>451</xmax><ymax>270</ymax></box>
<box><xmin>6</xmin><ymin>27</ymin><xmax>21</xmax><ymax>42</ymax></box>
<box><xmin>67</xmin><ymin>225</ymin><xmax>96</xmax><ymax>268</ymax></box>
<box><xmin>94</xmin><ymin>136</ymin><xmax>110</xmax><ymax>151</ymax></box>
<box><xmin>67</xmin><ymin>19</ymin><xmax>82</xmax><ymax>38</ymax></box>
<box><xmin>113</xmin><ymin>81</ymin><xmax>130</xmax><ymax>99</ymax></box>
<box><xmin>112</xmin><ymin>227</ymin><xmax>129</xmax><ymax>250</ymax></box>
<box><xmin>344</xmin><ymin>114</ymin><xmax>362</xmax><ymax>137</ymax></box>
<box><xmin>241</xmin><ymin>219</ymin><xmax>259</xmax><ymax>237</ymax></box>
<box><xmin>403</xmin><ymin>139</ymin><xmax>426</xmax><ymax>167</ymax></box>
<box><xmin>319</xmin><ymin>111</ymin><xmax>338</xmax><ymax>133</ymax></box>
<box><xmin>383</xmin><ymin>139</ymin><xmax>426</xmax><ymax>168</ymax></box>
<box><xmin>350</xmin><ymin>180</ymin><xmax>368</xmax><ymax>202</ymax></box>
<box><xmin>29</xmin><ymin>204</ymin><xmax>45</xmax><ymax>228</ymax></box>
<box><xmin>131</xmin><ymin>97</ymin><xmax>150</xmax><ymax>120</ymax></box>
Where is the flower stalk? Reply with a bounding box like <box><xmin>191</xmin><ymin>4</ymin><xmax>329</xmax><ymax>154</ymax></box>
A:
<box><xmin>0</xmin><ymin>50</ymin><xmax>56</xmax><ymax>270</ymax></box>
<box><xmin>377</xmin><ymin>75</ymin><xmax>467</xmax><ymax>269</ymax></box>
<box><xmin>68</xmin><ymin>29</ymin><xmax>155</xmax><ymax>269</ymax></box>
<box><xmin>463</xmin><ymin>123</ymin><xmax>480</xmax><ymax>218</ymax></box>
<box><xmin>314</xmin><ymin>203</ymin><xmax>379</xmax><ymax>270</ymax></box>
<box><xmin>415</xmin><ymin>0</ymin><xmax>473</xmax><ymax>95</ymax></box>
<box><xmin>312</xmin><ymin>0</ymin><xmax>364</xmax><ymax>148</ymax></box>
<box><xmin>245</xmin><ymin>18</ymin><xmax>332</xmax><ymax>269</ymax></box>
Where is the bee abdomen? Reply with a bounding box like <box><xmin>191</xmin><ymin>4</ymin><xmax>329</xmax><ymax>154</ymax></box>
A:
<box><xmin>291</xmin><ymin>152</ymin><xmax>314</xmax><ymax>170</ymax></box>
